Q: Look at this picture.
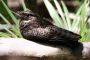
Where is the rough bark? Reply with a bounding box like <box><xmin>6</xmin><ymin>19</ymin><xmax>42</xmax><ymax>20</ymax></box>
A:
<box><xmin>0</xmin><ymin>38</ymin><xmax>90</xmax><ymax>60</ymax></box>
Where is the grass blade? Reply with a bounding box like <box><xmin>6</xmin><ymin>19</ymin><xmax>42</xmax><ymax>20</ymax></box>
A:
<box><xmin>1</xmin><ymin>0</ymin><xmax>17</xmax><ymax>25</ymax></box>
<box><xmin>0</xmin><ymin>24</ymin><xmax>18</xmax><ymax>38</ymax></box>
<box><xmin>5</xmin><ymin>28</ymin><xmax>18</xmax><ymax>38</ymax></box>
<box><xmin>61</xmin><ymin>1</ymin><xmax>71</xmax><ymax>30</ymax></box>
<box><xmin>80</xmin><ymin>0</ymin><xmax>88</xmax><ymax>41</ymax></box>
<box><xmin>43</xmin><ymin>0</ymin><xmax>62</xmax><ymax>27</ymax></box>
<box><xmin>0</xmin><ymin>32</ymin><xmax>11</xmax><ymax>37</ymax></box>
<box><xmin>54</xmin><ymin>0</ymin><xmax>67</xmax><ymax>28</ymax></box>
<box><xmin>20</xmin><ymin>0</ymin><xmax>27</xmax><ymax>11</ymax></box>
<box><xmin>0</xmin><ymin>13</ymin><xmax>11</xmax><ymax>26</ymax></box>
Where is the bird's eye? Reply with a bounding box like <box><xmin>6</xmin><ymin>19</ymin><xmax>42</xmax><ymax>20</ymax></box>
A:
<box><xmin>28</xmin><ymin>13</ymin><xmax>35</xmax><ymax>16</ymax></box>
<box><xmin>20</xmin><ymin>12</ymin><xmax>38</xmax><ymax>20</ymax></box>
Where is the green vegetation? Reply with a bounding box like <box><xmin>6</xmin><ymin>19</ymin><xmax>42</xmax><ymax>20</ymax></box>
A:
<box><xmin>43</xmin><ymin>0</ymin><xmax>90</xmax><ymax>41</ymax></box>
<box><xmin>0</xmin><ymin>0</ymin><xmax>22</xmax><ymax>37</ymax></box>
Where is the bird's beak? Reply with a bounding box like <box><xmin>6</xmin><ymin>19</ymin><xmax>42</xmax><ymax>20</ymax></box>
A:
<box><xmin>12</xmin><ymin>11</ymin><xmax>21</xmax><ymax>19</ymax></box>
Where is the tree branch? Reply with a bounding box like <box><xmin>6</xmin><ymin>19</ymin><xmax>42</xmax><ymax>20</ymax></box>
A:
<box><xmin>0</xmin><ymin>38</ymin><xmax>90</xmax><ymax>60</ymax></box>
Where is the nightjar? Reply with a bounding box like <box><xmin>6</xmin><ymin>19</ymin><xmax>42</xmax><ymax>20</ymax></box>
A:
<box><xmin>16</xmin><ymin>10</ymin><xmax>81</xmax><ymax>48</ymax></box>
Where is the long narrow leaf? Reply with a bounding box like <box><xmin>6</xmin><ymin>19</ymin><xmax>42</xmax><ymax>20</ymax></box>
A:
<box><xmin>5</xmin><ymin>28</ymin><xmax>18</xmax><ymax>38</ymax></box>
<box><xmin>1</xmin><ymin>0</ymin><xmax>17</xmax><ymax>25</ymax></box>
<box><xmin>0</xmin><ymin>24</ymin><xmax>18</xmax><ymax>38</ymax></box>
<box><xmin>61</xmin><ymin>1</ymin><xmax>71</xmax><ymax>30</ymax></box>
<box><xmin>0</xmin><ymin>13</ymin><xmax>11</xmax><ymax>25</ymax></box>
<box><xmin>54</xmin><ymin>0</ymin><xmax>67</xmax><ymax>28</ymax></box>
<box><xmin>0</xmin><ymin>24</ymin><xmax>12</xmax><ymax>30</ymax></box>
<box><xmin>20</xmin><ymin>0</ymin><xmax>27</xmax><ymax>11</ymax></box>
<box><xmin>72</xmin><ymin>6</ymin><xmax>82</xmax><ymax>28</ymax></box>
<box><xmin>43</xmin><ymin>0</ymin><xmax>62</xmax><ymax>27</ymax></box>
<box><xmin>80</xmin><ymin>0</ymin><xmax>88</xmax><ymax>41</ymax></box>
<box><xmin>72</xmin><ymin>2</ymin><xmax>89</xmax><ymax>31</ymax></box>
<box><xmin>0</xmin><ymin>32</ymin><xmax>11</xmax><ymax>37</ymax></box>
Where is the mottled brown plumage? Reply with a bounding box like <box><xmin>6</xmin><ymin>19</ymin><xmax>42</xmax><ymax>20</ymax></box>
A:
<box><xmin>16</xmin><ymin>10</ymin><xmax>81</xmax><ymax>48</ymax></box>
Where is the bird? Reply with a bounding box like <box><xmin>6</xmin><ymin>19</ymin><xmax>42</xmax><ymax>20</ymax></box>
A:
<box><xmin>15</xmin><ymin>10</ymin><xmax>81</xmax><ymax>49</ymax></box>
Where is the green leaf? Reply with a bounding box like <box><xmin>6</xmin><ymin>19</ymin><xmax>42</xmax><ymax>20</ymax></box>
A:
<box><xmin>71</xmin><ymin>5</ymin><xmax>82</xmax><ymax>31</ymax></box>
<box><xmin>1</xmin><ymin>0</ymin><xmax>17</xmax><ymax>25</ymax></box>
<box><xmin>20</xmin><ymin>0</ymin><xmax>27</xmax><ymax>11</ymax></box>
<box><xmin>80</xmin><ymin>0</ymin><xmax>88</xmax><ymax>41</ymax></box>
<box><xmin>11</xmin><ymin>21</ymin><xmax>23</xmax><ymax>37</ymax></box>
<box><xmin>61</xmin><ymin>1</ymin><xmax>71</xmax><ymax>30</ymax></box>
<box><xmin>54</xmin><ymin>0</ymin><xmax>67</xmax><ymax>28</ymax></box>
<box><xmin>4</xmin><ymin>28</ymin><xmax>18</xmax><ymax>38</ymax></box>
<box><xmin>43</xmin><ymin>0</ymin><xmax>62</xmax><ymax>27</ymax></box>
<box><xmin>0</xmin><ymin>32</ymin><xmax>11</xmax><ymax>37</ymax></box>
<box><xmin>0</xmin><ymin>13</ymin><xmax>11</xmax><ymax>26</ymax></box>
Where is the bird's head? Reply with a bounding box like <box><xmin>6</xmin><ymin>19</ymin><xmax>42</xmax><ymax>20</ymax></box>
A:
<box><xmin>14</xmin><ymin>9</ymin><xmax>37</xmax><ymax>21</ymax></box>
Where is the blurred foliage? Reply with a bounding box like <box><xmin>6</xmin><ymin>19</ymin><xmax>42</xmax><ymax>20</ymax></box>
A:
<box><xmin>44</xmin><ymin>0</ymin><xmax>90</xmax><ymax>41</ymax></box>
<box><xmin>0</xmin><ymin>0</ymin><xmax>22</xmax><ymax>38</ymax></box>
<box><xmin>0</xmin><ymin>0</ymin><xmax>11</xmax><ymax>23</ymax></box>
